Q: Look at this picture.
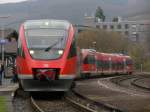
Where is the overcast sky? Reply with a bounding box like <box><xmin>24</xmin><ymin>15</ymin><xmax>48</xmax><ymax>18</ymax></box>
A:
<box><xmin>0</xmin><ymin>0</ymin><xmax>149</xmax><ymax>28</ymax></box>
<box><xmin>0</xmin><ymin>0</ymin><xmax>28</xmax><ymax>4</ymax></box>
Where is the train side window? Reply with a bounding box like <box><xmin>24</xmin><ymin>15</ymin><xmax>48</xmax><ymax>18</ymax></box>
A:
<box><xmin>103</xmin><ymin>61</ymin><xmax>108</xmax><ymax>69</ymax></box>
<box><xmin>126</xmin><ymin>59</ymin><xmax>132</xmax><ymax>65</ymax></box>
<box><xmin>68</xmin><ymin>36</ymin><xmax>77</xmax><ymax>59</ymax></box>
<box><xmin>103</xmin><ymin>61</ymin><xmax>106</xmax><ymax>68</ymax></box>
<box><xmin>106</xmin><ymin>61</ymin><xmax>109</xmax><ymax>69</ymax></box>
<box><xmin>97</xmin><ymin>60</ymin><xmax>102</xmax><ymax>68</ymax></box>
<box><xmin>112</xmin><ymin>62</ymin><xmax>114</xmax><ymax>69</ymax></box>
<box><xmin>17</xmin><ymin>37</ymin><xmax>25</xmax><ymax>58</ymax></box>
<box><xmin>121</xmin><ymin>61</ymin><xmax>124</xmax><ymax>69</ymax></box>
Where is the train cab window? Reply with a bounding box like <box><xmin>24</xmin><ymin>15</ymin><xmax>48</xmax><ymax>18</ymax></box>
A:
<box><xmin>25</xmin><ymin>28</ymin><xmax>68</xmax><ymax>60</ymax></box>
<box><xmin>83</xmin><ymin>55</ymin><xmax>95</xmax><ymax>64</ymax></box>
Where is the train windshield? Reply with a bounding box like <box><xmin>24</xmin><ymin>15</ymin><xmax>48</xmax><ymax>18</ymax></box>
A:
<box><xmin>25</xmin><ymin>28</ymin><xmax>68</xmax><ymax>60</ymax></box>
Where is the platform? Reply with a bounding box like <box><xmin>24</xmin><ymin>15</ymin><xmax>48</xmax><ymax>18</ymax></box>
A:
<box><xmin>0</xmin><ymin>78</ymin><xmax>18</xmax><ymax>92</ymax></box>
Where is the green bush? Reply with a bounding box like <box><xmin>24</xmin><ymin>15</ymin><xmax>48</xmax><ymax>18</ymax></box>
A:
<box><xmin>0</xmin><ymin>96</ymin><xmax>7</xmax><ymax>112</ymax></box>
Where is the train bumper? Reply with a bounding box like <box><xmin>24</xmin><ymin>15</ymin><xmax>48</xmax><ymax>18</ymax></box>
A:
<box><xmin>18</xmin><ymin>74</ymin><xmax>75</xmax><ymax>92</ymax></box>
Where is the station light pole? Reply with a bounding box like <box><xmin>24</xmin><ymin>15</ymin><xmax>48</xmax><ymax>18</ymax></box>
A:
<box><xmin>1</xmin><ymin>27</ymin><xmax>4</xmax><ymax>64</ymax></box>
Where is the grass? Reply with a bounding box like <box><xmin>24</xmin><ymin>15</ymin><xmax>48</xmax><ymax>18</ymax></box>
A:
<box><xmin>0</xmin><ymin>96</ymin><xmax>7</xmax><ymax>112</ymax></box>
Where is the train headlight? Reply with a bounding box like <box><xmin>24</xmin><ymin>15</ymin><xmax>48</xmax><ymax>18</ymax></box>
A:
<box><xmin>30</xmin><ymin>50</ymin><xmax>34</xmax><ymax>54</ymax></box>
<box><xmin>58</xmin><ymin>50</ymin><xmax>63</xmax><ymax>55</ymax></box>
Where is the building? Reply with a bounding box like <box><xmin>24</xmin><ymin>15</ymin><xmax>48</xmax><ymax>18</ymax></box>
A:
<box><xmin>84</xmin><ymin>16</ymin><xmax>150</xmax><ymax>42</ymax></box>
<box><xmin>0</xmin><ymin>28</ymin><xmax>17</xmax><ymax>58</ymax></box>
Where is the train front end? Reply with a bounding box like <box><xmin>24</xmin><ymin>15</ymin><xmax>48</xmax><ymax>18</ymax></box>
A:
<box><xmin>16</xmin><ymin>20</ymin><xmax>77</xmax><ymax>91</ymax></box>
<box><xmin>81</xmin><ymin>49</ymin><xmax>96</xmax><ymax>78</ymax></box>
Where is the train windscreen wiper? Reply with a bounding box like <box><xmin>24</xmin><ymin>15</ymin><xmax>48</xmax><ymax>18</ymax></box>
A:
<box><xmin>45</xmin><ymin>38</ymin><xmax>63</xmax><ymax>52</ymax></box>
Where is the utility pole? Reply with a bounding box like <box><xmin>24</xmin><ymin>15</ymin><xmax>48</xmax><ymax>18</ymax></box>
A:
<box><xmin>1</xmin><ymin>27</ymin><xmax>4</xmax><ymax>64</ymax></box>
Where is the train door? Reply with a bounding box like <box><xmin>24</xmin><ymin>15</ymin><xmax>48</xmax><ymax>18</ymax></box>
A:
<box><xmin>76</xmin><ymin>47</ymin><xmax>81</xmax><ymax>77</ymax></box>
<box><xmin>109</xmin><ymin>57</ymin><xmax>112</xmax><ymax>73</ymax></box>
<box><xmin>96</xmin><ymin>53</ymin><xmax>103</xmax><ymax>74</ymax></box>
<box><xmin>123</xmin><ymin>58</ymin><xmax>127</xmax><ymax>74</ymax></box>
<box><xmin>87</xmin><ymin>54</ymin><xmax>96</xmax><ymax>74</ymax></box>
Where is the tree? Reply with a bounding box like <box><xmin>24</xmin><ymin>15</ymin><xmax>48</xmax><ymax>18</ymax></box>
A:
<box><xmin>6</xmin><ymin>30</ymin><xmax>18</xmax><ymax>42</ymax></box>
<box><xmin>95</xmin><ymin>6</ymin><xmax>105</xmax><ymax>22</ymax></box>
<box><xmin>77</xmin><ymin>28</ymin><xmax>128</xmax><ymax>53</ymax></box>
<box><xmin>127</xmin><ymin>43</ymin><xmax>147</xmax><ymax>71</ymax></box>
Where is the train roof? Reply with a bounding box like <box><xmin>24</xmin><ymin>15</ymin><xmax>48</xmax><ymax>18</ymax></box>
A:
<box><xmin>81</xmin><ymin>49</ymin><xmax>96</xmax><ymax>59</ymax></box>
<box><xmin>81</xmin><ymin>50</ymin><xmax>132</xmax><ymax>59</ymax></box>
<box><xmin>81</xmin><ymin>49</ymin><xmax>96</xmax><ymax>53</ymax></box>
<box><xmin>96</xmin><ymin>52</ymin><xmax>132</xmax><ymax>59</ymax></box>
<box><xmin>23</xmin><ymin>19</ymin><xmax>71</xmax><ymax>30</ymax></box>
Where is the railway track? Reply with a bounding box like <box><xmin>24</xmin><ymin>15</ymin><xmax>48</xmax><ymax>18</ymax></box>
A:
<box><xmin>30</xmin><ymin>92</ymin><xmax>82</xmax><ymax>112</ymax></box>
<box><xmin>30</xmin><ymin>90</ymin><xmax>124</xmax><ymax>112</ymax></box>
<box><xmin>131</xmin><ymin>77</ymin><xmax>150</xmax><ymax>91</ymax></box>
<box><xmin>31</xmin><ymin>96</ymin><xmax>44</xmax><ymax>112</ymax></box>
<box><xmin>13</xmin><ymin>73</ymin><xmax>150</xmax><ymax>112</ymax></box>
<box><xmin>66</xmin><ymin>90</ymin><xmax>124</xmax><ymax>112</ymax></box>
<box><xmin>110</xmin><ymin>74</ymin><xmax>150</xmax><ymax>93</ymax></box>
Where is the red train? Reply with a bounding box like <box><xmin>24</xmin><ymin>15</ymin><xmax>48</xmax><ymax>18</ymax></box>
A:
<box><xmin>16</xmin><ymin>20</ymin><xmax>133</xmax><ymax>91</ymax></box>
<box><xmin>80</xmin><ymin>49</ymin><xmax>133</xmax><ymax>78</ymax></box>
<box><xmin>16</xmin><ymin>20</ymin><xmax>77</xmax><ymax>91</ymax></box>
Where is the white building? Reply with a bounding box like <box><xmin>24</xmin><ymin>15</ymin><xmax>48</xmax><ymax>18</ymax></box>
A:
<box><xmin>84</xmin><ymin>16</ymin><xmax>150</xmax><ymax>42</ymax></box>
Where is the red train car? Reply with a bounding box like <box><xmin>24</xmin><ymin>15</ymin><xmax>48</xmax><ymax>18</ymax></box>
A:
<box><xmin>80</xmin><ymin>49</ymin><xmax>133</xmax><ymax>77</ymax></box>
<box><xmin>96</xmin><ymin>53</ymin><xmax>117</xmax><ymax>74</ymax></box>
<box><xmin>16</xmin><ymin>20</ymin><xmax>77</xmax><ymax>91</ymax></box>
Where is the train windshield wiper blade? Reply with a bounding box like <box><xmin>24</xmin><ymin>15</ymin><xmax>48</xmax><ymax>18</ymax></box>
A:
<box><xmin>45</xmin><ymin>38</ymin><xmax>63</xmax><ymax>52</ymax></box>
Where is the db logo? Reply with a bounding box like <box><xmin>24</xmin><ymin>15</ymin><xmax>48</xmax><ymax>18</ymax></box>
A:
<box><xmin>44</xmin><ymin>64</ymin><xmax>49</xmax><ymax>67</ymax></box>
